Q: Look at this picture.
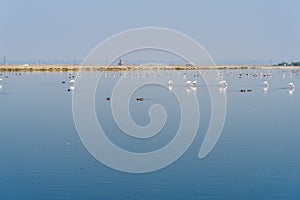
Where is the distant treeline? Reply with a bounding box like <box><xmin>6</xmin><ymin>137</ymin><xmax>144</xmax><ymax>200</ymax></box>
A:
<box><xmin>275</xmin><ymin>61</ymin><xmax>300</xmax><ymax>66</ymax></box>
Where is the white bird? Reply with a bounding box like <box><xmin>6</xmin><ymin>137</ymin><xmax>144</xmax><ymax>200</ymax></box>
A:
<box><xmin>216</xmin><ymin>72</ymin><xmax>223</xmax><ymax>80</ymax></box>
<box><xmin>69</xmin><ymin>86</ymin><xmax>75</xmax><ymax>91</ymax></box>
<box><xmin>263</xmin><ymin>81</ymin><xmax>269</xmax><ymax>94</ymax></box>
<box><xmin>0</xmin><ymin>78</ymin><xmax>3</xmax><ymax>82</ymax></box>
<box><xmin>289</xmin><ymin>82</ymin><xmax>295</xmax><ymax>90</ymax></box>
<box><xmin>168</xmin><ymin>80</ymin><xmax>173</xmax><ymax>91</ymax></box>
<box><xmin>191</xmin><ymin>80</ymin><xmax>197</xmax><ymax>88</ymax></box>
<box><xmin>185</xmin><ymin>81</ymin><xmax>192</xmax><ymax>94</ymax></box>
<box><xmin>68</xmin><ymin>80</ymin><xmax>75</xmax><ymax>91</ymax></box>
<box><xmin>218</xmin><ymin>81</ymin><xmax>228</xmax><ymax>94</ymax></box>
<box><xmin>186</xmin><ymin>81</ymin><xmax>192</xmax><ymax>89</ymax></box>
<box><xmin>219</xmin><ymin>80</ymin><xmax>228</xmax><ymax>87</ymax></box>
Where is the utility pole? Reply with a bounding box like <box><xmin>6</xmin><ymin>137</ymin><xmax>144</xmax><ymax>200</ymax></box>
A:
<box><xmin>3</xmin><ymin>56</ymin><xmax>7</xmax><ymax>66</ymax></box>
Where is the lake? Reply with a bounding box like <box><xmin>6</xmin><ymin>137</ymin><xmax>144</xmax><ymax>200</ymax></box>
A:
<box><xmin>0</xmin><ymin>69</ymin><xmax>300</xmax><ymax>199</ymax></box>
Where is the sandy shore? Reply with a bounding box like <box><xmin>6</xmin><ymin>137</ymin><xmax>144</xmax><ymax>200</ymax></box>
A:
<box><xmin>0</xmin><ymin>64</ymin><xmax>299</xmax><ymax>72</ymax></box>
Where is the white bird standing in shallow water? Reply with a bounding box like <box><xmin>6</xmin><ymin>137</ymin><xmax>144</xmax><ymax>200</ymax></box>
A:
<box><xmin>68</xmin><ymin>80</ymin><xmax>75</xmax><ymax>91</ymax></box>
<box><xmin>186</xmin><ymin>81</ymin><xmax>192</xmax><ymax>87</ymax></box>
<box><xmin>0</xmin><ymin>78</ymin><xmax>3</xmax><ymax>91</ymax></box>
<box><xmin>185</xmin><ymin>81</ymin><xmax>192</xmax><ymax>94</ymax></box>
<box><xmin>69</xmin><ymin>86</ymin><xmax>75</xmax><ymax>91</ymax></box>
<box><xmin>289</xmin><ymin>82</ymin><xmax>295</xmax><ymax>95</ymax></box>
<box><xmin>191</xmin><ymin>80</ymin><xmax>197</xmax><ymax>88</ymax></box>
<box><xmin>168</xmin><ymin>80</ymin><xmax>173</xmax><ymax>91</ymax></box>
<box><xmin>263</xmin><ymin>81</ymin><xmax>269</xmax><ymax>94</ymax></box>
<box><xmin>218</xmin><ymin>80</ymin><xmax>228</xmax><ymax>94</ymax></box>
<box><xmin>263</xmin><ymin>81</ymin><xmax>269</xmax><ymax>89</ymax></box>
<box><xmin>219</xmin><ymin>80</ymin><xmax>228</xmax><ymax>87</ymax></box>
<box><xmin>219</xmin><ymin>81</ymin><xmax>228</xmax><ymax>86</ymax></box>
<box><xmin>190</xmin><ymin>80</ymin><xmax>197</xmax><ymax>92</ymax></box>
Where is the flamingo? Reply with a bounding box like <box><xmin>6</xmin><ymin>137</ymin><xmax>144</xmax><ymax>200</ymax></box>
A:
<box><xmin>68</xmin><ymin>80</ymin><xmax>75</xmax><ymax>91</ymax></box>
<box><xmin>186</xmin><ymin>81</ymin><xmax>192</xmax><ymax>86</ymax></box>
<box><xmin>219</xmin><ymin>80</ymin><xmax>228</xmax><ymax>87</ymax></box>
<box><xmin>68</xmin><ymin>86</ymin><xmax>75</xmax><ymax>91</ymax></box>
<box><xmin>0</xmin><ymin>78</ymin><xmax>3</xmax><ymax>90</ymax></box>
<box><xmin>218</xmin><ymin>81</ymin><xmax>228</xmax><ymax>93</ymax></box>
<box><xmin>168</xmin><ymin>80</ymin><xmax>173</xmax><ymax>91</ymax></box>
<box><xmin>262</xmin><ymin>81</ymin><xmax>269</xmax><ymax>94</ymax></box>
<box><xmin>191</xmin><ymin>80</ymin><xmax>197</xmax><ymax>88</ymax></box>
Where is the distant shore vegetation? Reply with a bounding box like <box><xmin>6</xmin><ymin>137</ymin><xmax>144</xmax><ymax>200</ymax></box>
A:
<box><xmin>275</xmin><ymin>61</ymin><xmax>300</xmax><ymax>67</ymax></box>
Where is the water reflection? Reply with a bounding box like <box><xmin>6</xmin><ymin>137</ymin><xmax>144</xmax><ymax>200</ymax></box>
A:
<box><xmin>289</xmin><ymin>87</ymin><xmax>295</xmax><ymax>95</ymax></box>
<box><xmin>0</xmin><ymin>69</ymin><xmax>300</xmax><ymax>199</ymax></box>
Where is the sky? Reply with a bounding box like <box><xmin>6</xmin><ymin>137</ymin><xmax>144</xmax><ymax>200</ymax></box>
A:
<box><xmin>0</xmin><ymin>0</ymin><xmax>299</xmax><ymax>65</ymax></box>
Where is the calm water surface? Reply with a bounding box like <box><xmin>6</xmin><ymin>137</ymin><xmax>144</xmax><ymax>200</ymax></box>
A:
<box><xmin>0</xmin><ymin>69</ymin><xmax>300</xmax><ymax>199</ymax></box>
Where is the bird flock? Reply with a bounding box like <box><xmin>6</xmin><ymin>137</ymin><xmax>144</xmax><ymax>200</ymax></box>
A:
<box><xmin>0</xmin><ymin>71</ymin><xmax>297</xmax><ymax>97</ymax></box>
<box><xmin>60</xmin><ymin>71</ymin><xmax>296</xmax><ymax>97</ymax></box>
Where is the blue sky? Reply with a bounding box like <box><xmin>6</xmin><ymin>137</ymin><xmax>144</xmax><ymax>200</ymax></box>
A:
<box><xmin>0</xmin><ymin>0</ymin><xmax>299</xmax><ymax>64</ymax></box>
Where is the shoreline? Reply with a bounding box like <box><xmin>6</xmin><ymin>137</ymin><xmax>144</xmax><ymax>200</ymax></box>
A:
<box><xmin>1</xmin><ymin>64</ymin><xmax>300</xmax><ymax>72</ymax></box>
